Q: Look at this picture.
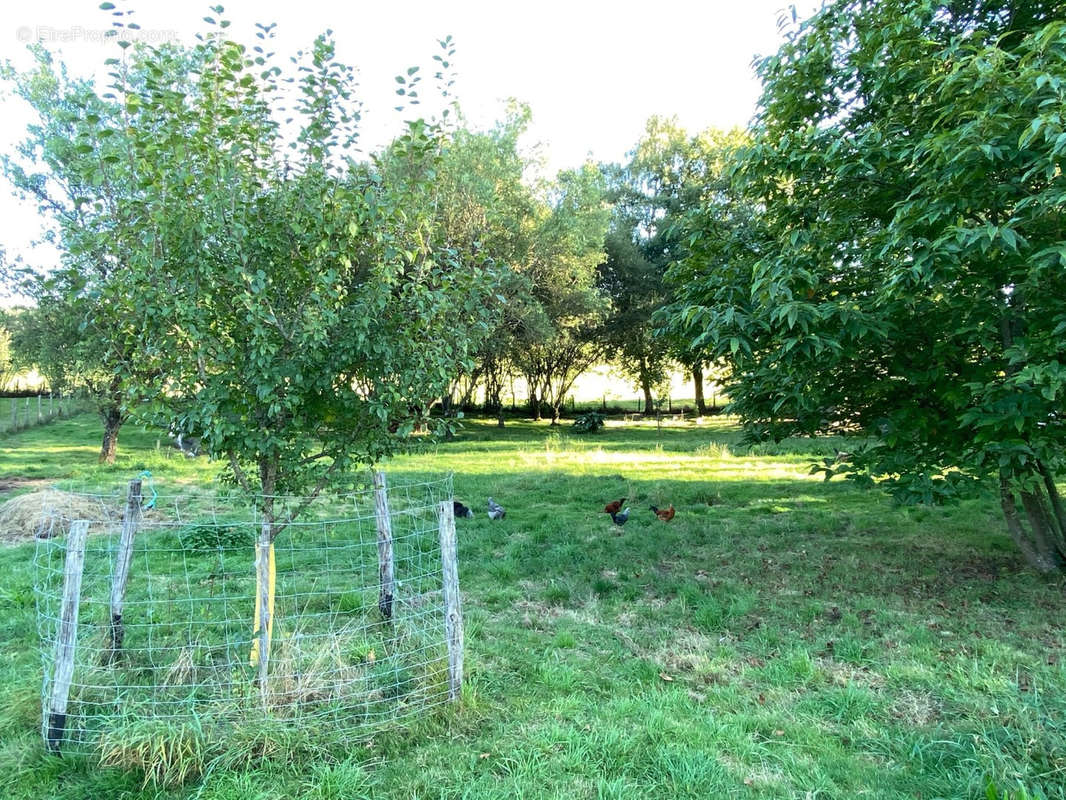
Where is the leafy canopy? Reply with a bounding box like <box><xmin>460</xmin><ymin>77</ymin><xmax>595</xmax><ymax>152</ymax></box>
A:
<box><xmin>42</xmin><ymin>9</ymin><xmax>504</xmax><ymax>518</ymax></box>
<box><xmin>668</xmin><ymin>1</ymin><xmax>1066</xmax><ymax>510</ymax></box>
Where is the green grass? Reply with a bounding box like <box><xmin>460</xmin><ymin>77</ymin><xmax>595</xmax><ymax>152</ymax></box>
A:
<box><xmin>0</xmin><ymin>413</ymin><xmax>210</xmax><ymax>485</ymax></box>
<box><xmin>1</xmin><ymin>413</ymin><xmax>1065</xmax><ymax>798</ymax></box>
<box><xmin>0</xmin><ymin>396</ymin><xmax>95</xmax><ymax>437</ymax></box>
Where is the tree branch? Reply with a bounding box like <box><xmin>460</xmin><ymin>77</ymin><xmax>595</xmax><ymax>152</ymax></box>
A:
<box><xmin>228</xmin><ymin>451</ymin><xmax>252</xmax><ymax>493</ymax></box>
<box><xmin>273</xmin><ymin>459</ymin><xmax>341</xmax><ymax>539</ymax></box>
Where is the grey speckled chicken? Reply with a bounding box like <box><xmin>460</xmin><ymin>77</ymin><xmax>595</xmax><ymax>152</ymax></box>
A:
<box><xmin>487</xmin><ymin>497</ymin><xmax>506</xmax><ymax>520</ymax></box>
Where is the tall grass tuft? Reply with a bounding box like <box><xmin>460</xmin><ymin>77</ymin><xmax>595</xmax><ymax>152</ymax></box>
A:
<box><xmin>99</xmin><ymin>714</ymin><xmax>210</xmax><ymax>787</ymax></box>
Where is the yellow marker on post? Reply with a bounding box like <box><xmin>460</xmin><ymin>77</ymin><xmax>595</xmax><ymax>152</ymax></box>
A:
<box><xmin>250</xmin><ymin>541</ymin><xmax>276</xmax><ymax>667</ymax></box>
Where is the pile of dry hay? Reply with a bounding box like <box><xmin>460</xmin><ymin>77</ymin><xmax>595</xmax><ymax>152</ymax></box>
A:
<box><xmin>0</xmin><ymin>490</ymin><xmax>114</xmax><ymax>545</ymax></box>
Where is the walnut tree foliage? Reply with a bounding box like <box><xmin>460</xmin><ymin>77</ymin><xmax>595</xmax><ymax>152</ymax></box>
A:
<box><xmin>668</xmin><ymin>0</ymin><xmax>1066</xmax><ymax>570</ymax></box>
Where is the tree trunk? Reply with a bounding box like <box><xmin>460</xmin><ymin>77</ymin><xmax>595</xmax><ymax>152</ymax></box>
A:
<box><xmin>458</xmin><ymin>385</ymin><xmax>476</xmax><ymax>410</ymax></box>
<box><xmin>99</xmin><ymin>406</ymin><xmax>123</xmax><ymax>465</ymax></box>
<box><xmin>441</xmin><ymin>393</ymin><xmax>456</xmax><ymax>441</ymax></box>
<box><xmin>529</xmin><ymin>382</ymin><xmax>541</xmax><ymax>421</ymax></box>
<box><xmin>458</xmin><ymin>368</ymin><xmax>482</xmax><ymax>409</ymax></box>
<box><xmin>1021</xmin><ymin>488</ymin><xmax>1064</xmax><ymax>560</ymax></box>
<box><xmin>484</xmin><ymin>370</ymin><xmax>502</xmax><ymax>413</ymax></box>
<box><xmin>999</xmin><ymin>477</ymin><xmax>1063</xmax><ymax>572</ymax></box>
<box><xmin>997</xmin><ymin>307</ymin><xmax>1064</xmax><ymax>568</ymax></box>
<box><xmin>538</xmin><ymin>377</ymin><xmax>551</xmax><ymax>421</ymax></box>
<box><xmin>642</xmin><ymin>383</ymin><xmax>654</xmax><ymax>416</ymax></box>
<box><xmin>494</xmin><ymin>367</ymin><xmax>506</xmax><ymax>426</ymax></box>
<box><xmin>550</xmin><ymin>403</ymin><xmax>561</xmax><ymax>426</ymax></box>
<box><xmin>693</xmin><ymin>363</ymin><xmax>707</xmax><ymax>416</ymax></box>
<box><xmin>1038</xmin><ymin>461</ymin><xmax>1066</xmax><ymax>554</ymax></box>
<box><xmin>637</xmin><ymin>355</ymin><xmax>654</xmax><ymax>416</ymax></box>
<box><xmin>641</xmin><ymin>377</ymin><xmax>654</xmax><ymax>417</ymax></box>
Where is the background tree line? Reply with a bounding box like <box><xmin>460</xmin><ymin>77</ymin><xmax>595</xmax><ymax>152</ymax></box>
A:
<box><xmin>3</xmin><ymin>52</ymin><xmax>734</xmax><ymax>444</ymax></box>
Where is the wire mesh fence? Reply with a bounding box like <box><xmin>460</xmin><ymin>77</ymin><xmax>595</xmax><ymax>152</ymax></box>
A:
<box><xmin>33</xmin><ymin>473</ymin><xmax>461</xmax><ymax>759</ymax></box>
<box><xmin>1</xmin><ymin>394</ymin><xmax>88</xmax><ymax>435</ymax></box>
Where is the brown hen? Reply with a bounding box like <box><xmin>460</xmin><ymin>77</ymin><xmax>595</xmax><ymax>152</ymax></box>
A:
<box><xmin>650</xmin><ymin>504</ymin><xmax>675</xmax><ymax>522</ymax></box>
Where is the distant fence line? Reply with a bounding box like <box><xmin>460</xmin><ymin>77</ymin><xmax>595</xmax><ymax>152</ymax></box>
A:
<box><xmin>0</xmin><ymin>394</ymin><xmax>87</xmax><ymax>436</ymax></box>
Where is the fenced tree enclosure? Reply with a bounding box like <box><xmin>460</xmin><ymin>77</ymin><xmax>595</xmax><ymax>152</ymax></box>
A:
<box><xmin>34</xmin><ymin>474</ymin><xmax>463</xmax><ymax>759</ymax></box>
<box><xmin>7</xmin><ymin>9</ymin><xmax>503</xmax><ymax>662</ymax></box>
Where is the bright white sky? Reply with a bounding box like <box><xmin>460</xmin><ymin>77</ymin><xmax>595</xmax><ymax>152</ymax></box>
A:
<box><xmin>0</xmin><ymin>0</ymin><xmax>819</xmax><ymax>289</ymax></box>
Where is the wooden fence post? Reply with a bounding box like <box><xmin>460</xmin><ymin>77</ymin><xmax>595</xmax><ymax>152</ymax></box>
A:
<box><xmin>438</xmin><ymin>500</ymin><xmax>463</xmax><ymax>701</ymax></box>
<box><xmin>106</xmin><ymin>479</ymin><xmax>142</xmax><ymax>663</ymax></box>
<box><xmin>253</xmin><ymin>524</ymin><xmax>275</xmax><ymax>707</ymax></box>
<box><xmin>37</xmin><ymin>394</ymin><xmax>42</xmax><ymax>423</ymax></box>
<box><xmin>373</xmin><ymin>471</ymin><xmax>395</xmax><ymax>621</ymax></box>
<box><xmin>46</xmin><ymin>520</ymin><xmax>90</xmax><ymax>754</ymax></box>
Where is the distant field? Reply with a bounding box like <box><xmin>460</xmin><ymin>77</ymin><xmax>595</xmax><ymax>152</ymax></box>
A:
<box><xmin>0</xmin><ymin>413</ymin><xmax>1064</xmax><ymax>799</ymax></box>
<box><xmin>467</xmin><ymin>364</ymin><xmax>728</xmax><ymax>412</ymax></box>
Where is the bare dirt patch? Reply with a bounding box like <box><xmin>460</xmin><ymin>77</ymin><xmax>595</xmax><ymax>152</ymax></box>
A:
<box><xmin>0</xmin><ymin>478</ymin><xmax>49</xmax><ymax>496</ymax></box>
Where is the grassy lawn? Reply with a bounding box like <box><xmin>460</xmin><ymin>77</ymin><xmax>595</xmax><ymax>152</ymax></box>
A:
<box><xmin>0</xmin><ymin>413</ymin><xmax>1064</xmax><ymax>799</ymax></box>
